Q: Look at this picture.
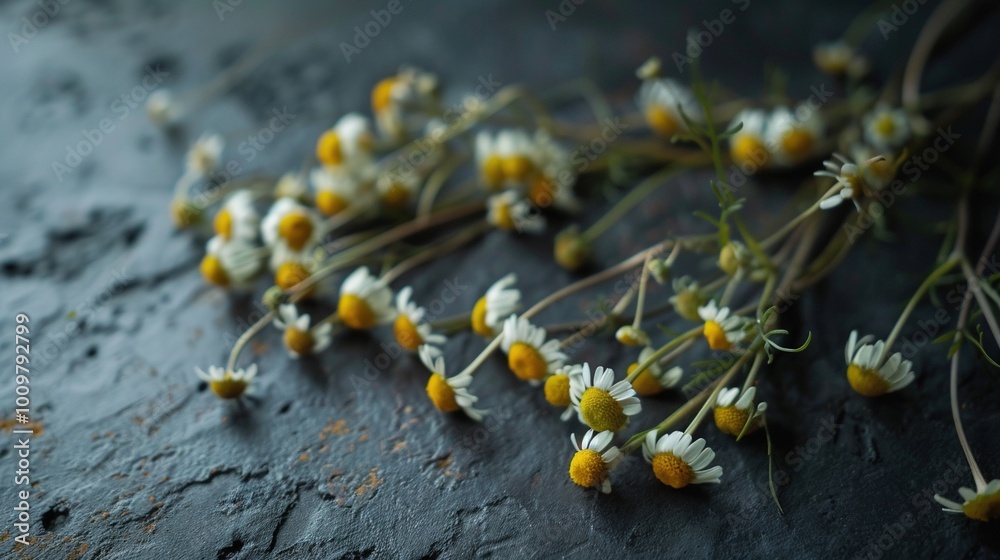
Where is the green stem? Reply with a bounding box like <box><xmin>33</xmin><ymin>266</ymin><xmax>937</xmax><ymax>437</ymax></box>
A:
<box><xmin>880</xmin><ymin>253</ymin><xmax>961</xmax><ymax>363</ymax></box>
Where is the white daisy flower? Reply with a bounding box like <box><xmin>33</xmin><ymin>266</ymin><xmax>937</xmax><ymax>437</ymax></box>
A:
<box><xmin>500</xmin><ymin>314</ymin><xmax>567</xmax><ymax>383</ymax></box>
<box><xmin>186</xmin><ymin>132</ymin><xmax>224</xmax><ymax>176</ymax></box>
<box><xmin>528</xmin><ymin>130</ymin><xmax>580</xmax><ymax>212</ymax></box>
<box><xmin>568</xmin><ymin>429</ymin><xmax>623</xmax><ymax>493</ymax></box>
<box><xmin>261</xmin><ymin>197</ymin><xmax>323</xmax><ymax>270</ymax></box>
<box><xmin>714</xmin><ymin>386</ymin><xmax>767</xmax><ymax>436</ymax></box>
<box><xmin>570</xmin><ymin>363</ymin><xmax>642</xmax><ymax>433</ymax></box>
<box><xmin>697</xmin><ymin>301</ymin><xmax>748</xmax><ymax>352</ymax></box>
<box><xmin>487</xmin><ymin>191</ymin><xmax>546</xmax><ymax>233</ymax></box>
<box><xmin>212</xmin><ymin>190</ymin><xmax>259</xmax><ymax>242</ymax></box>
<box><xmin>544</xmin><ymin>364</ymin><xmax>585</xmax><ymax>421</ymax></box>
<box><xmin>372</xmin><ymin>66</ymin><xmax>439</xmax><ymax>141</ymax></box>
<box><xmin>376</xmin><ymin>172</ymin><xmax>419</xmax><ymax>209</ymax></box>
<box><xmin>669</xmin><ymin>276</ymin><xmax>706</xmax><ymax>321</ymax></box>
<box><xmin>728</xmin><ymin>109</ymin><xmax>771</xmax><ymax>170</ymax></box>
<box><xmin>815</xmin><ymin>153</ymin><xmax>866</xmax><ymax>210</ymax></box>
<box><xmin>475</xmin><ymin>129</ymin><xmax>534</xmax><ymax>190</ymax></box>
<box><xmin>273</xmin><ymin>304</ymin><xmax>333</xmax><ymax>359</ymax></box>
<box><xmin>200</xmin><ymin>235</ymin><xmax>262</xmax><ymax>290</ymax></box>
<box><xmin>471</xmin><ymin>274</ymin><xmax>521</xmax><ymax>337</ymax></box>
<box><xmin>615</xmin><ymin>325</ymin><xmax>650</xmax><ymax>347</ymax></box>
<box><xmin>420</xmin><ymin>345</ymin><xmax>486</xmax><ymax>421</ymax></box>
<box><xmin>863</xmin><ymin>104</ymin><xmax>911</xmax><ymax>150</ymax></box>
<box><xmin>934</xmin><ymin>479</ymin><xmax>1000</xmax><ymax>522</ymax></box>
<box><xmin>195</xmin><ymin>363</ymin><xmax>257</xmax><ymax>399</ymax></box>
<box><xmin>637</xmin><ymin>78</ymin><xmax>701</xmax><ymax>138</ymax></box>
<box><xmin>310</xmin><ymin>164</ymin><xmax>377</xmax><ymax>218</ymax></box>
<box><xmin>274</xmin><ymin>172</ymin><xmax>309</xmax><ymax>201</ymax></box>
<box><xmin>766</xmin><ymin>105</ymin><xmax>824</xmax><ymax>166</ymax></box>
<box><xmin>315</xmin><ymin>112</ymin><xmax>375</xmax><ymax>168</ymax></box>
<box><xmin>643</xmin><ymin>430</ymin><xmax>723</xmax><ymax>488</ymax></box>
<box><xmin>812</xmin><ymin>41</ymin><xmax>867</xmax><ymax>76</ymax></box>
<box><xmin>628</xmin><ymin>346</ymin><xmax>683</xmax><ymax>397</ymax></box>
<box><xmin>337</xmin><ymin>266</ymin><xmax>395</xmax><ymax>331</ymax></box>
<box><xmin>393</xmin><ymin>286</ymin><xmax>447</xmax><ymax>351</ymax></box>
<box><xmin>844</xmin><ymin>330</ymin><xmax>915</xmax><ymax>396</ymax></box>
<box><xmin>851</xmin><ymin>143</ymin><xmax>896</xmax><ymax>191</ymax></box>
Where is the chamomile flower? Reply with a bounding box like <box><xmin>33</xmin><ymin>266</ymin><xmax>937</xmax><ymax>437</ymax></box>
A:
<box><xmin>863</xmin><ymin>104</ymin><xmax>911</xmax><ymax>151</ymax></box>
<box><xmin>199</xmin><ymin>235</ymin><xmax>262</xmax><ymax>290</ymax></box>
<box><xmin>376</xmin><ymin>172</ymin><xmax>418</xmax><ymax>210</ymax></box>
<box><xmin>475</xmin><ymin>130</ymin><xmax>535</xmax><ymax>190</ymax></box>
<box><xmin>420</xmin><ymin>345</ymin><xmax>486</xmax><ymax>421</ymax></box>
<box><xmin>767</xmin><ymin>105</ymin><xmax>824</xmax><ymax>166</ymax></box>
<box><xmin>698</xmin><ymin>301</ymin><xmax>748</xmax><ymax>352</ymax></box>
<box><xmin>195</xmin><ymin>364</ymin><xmax>257</xmax><ymax>400</ymax></box>
<box><xmin>310</xmin><ymin>164</ymin><xmax>377</xmax><ymax>217</ymax></box>
<box><xmin>274</xmin><ymin>172</ymin><xmax>309</xmax><ymax>202</ymax></box>
<box><xmin>528</xmin><ymin>130</ymin><xmax>579</xmax><ymax>212</ymax></box>
<box><xmin>544</xmin><ymin>364</ymin><xmax>584</xmax><ymax>421</ymax></box>
<box><xmin>844</xmin><ymin>330</ymin><xmax>915</xmax><ymax>396</ymax></box>
<box><xmin>851</xmin><ymin>144</ymin><xmax>897</xmax><ymax>191</ymax></box>
<box><xmin>813</xmin><ymin>42</ymin><xmax>867</xmax><ymax>76</ymax></box>
<box><xmin>615</xmin><ymin>325</ymin><xmax>650</xmax><ymax>347</ymax></box>
<box><xmin>568</xmin><ymin>429</ymin><xmax>622</xmax><ymax>493</ymax></box>
<box><xmin>500</xmin><ymin>315</ymin><xmax>567</xmax><ymax>383</ymax></box>
<box><xmin>146</xmin><ymin>89</ymin><xmax>178</xmax><ymax>125</ymax></box>
<box><xmin>393</xmin><ymin>286</ymin><xmax>447</xmax><ymax>351</ymax></box>
<box><xmin>212</xmin><ymin>190</ymin><xmax>259</xmax><ymax>242</ymax></box>
<box><xmin>471</xmin><ymin>274</ymin><xmax>521</xmax><ymax>337</ymax></box>
<box><xmin>637</xmin><ymin>78</ymin><xmax>700</xmax><ymax>138</ymax></box>
<box><xmin>670</xmin><ymin>276</ymin><xmax>706</xmax><ymax>321</ymax></box>
<box><xmin>261</xmin><ymin>197</ymin><xmax>323</xmax><ymax>270</ymax></box>
<box><xmin>487</xmin><ymin>191</ymin><xmax>546</xmax><ymax>233</ymax></box>
<box><xmin>713</xmin><ymin>386</ymin><xmax>767</xmax><ymax>436</ymax></box>
<box><xmin>935</xmin><ymin>480</ymin><xmax>1000</xmax><ymax>522</ymax></box>
<box><xmin>815</xmin><ymin>153</ymin><xmax>866</xmax><ymax>211</ymax></box>
<box><xmin>186</xmin><ymin>133</ymin><xmax>224</xmax><ymax>176</ymax></box>
<box><xmin>642</xmin><ymin>430</ymin><xmax>723</xmax><ymax>488</ymax></box>
<box><xmin>273</xmin><ymin>258</ymin><xmax>318</xmax><ymax>295</ymax></box>
<box><xmin>315</xmin><ymin>113</ymin><xmax>375</xmax><ymax>168</ymax></box>
<box><xmin>628</xmin><ymin>347</ymin><xmax>683</xmax><ymax>397</ymax></box>
<box><xmin>729</xmin><ymin>109</ymin><xmax>771</xmax><ymax>170</ymax></box>
<box><xmin>371</xmin><ymin>66</ymin><xmax>439</xmax><ymax>141</ymax></box>
<box><xmin>272</xmin><ymin>304</ymin><xmax>332</xmax><ymax>359</ymax></box>
<box><xmin>570</xmin><ymin>363</ymin><xmax>641</xmax><ymax>433</ymax></box>
<box><xmin>337</xmin><ymin>267</ymin><xmax>395</xmax><ymax>331</ymax></box>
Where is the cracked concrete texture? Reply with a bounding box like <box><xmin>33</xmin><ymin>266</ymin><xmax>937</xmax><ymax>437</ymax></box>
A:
<box><xmin>1</xmin><ymin>0</ymin><xmax>999</xmax><ymax>558</ymax></box>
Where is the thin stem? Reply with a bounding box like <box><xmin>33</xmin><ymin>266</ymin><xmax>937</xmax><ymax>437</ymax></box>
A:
<box><xmin>684</xmin><ymin>347</ymin><xmax>758</xmax><ymax>434</ymax></box>
<box><xmin>226</xmin><ymin>310</ymin><xmax>276</xmax><ymax>372</ymax></box>
<box><xmin>631</xmin><ymin>253</ymin><xmax>654</xmax><ymax>330</ymax></box>
<box><xmin>580</xmin><ymin>166</ymin><xmax>685</xmax><ymax>242</ymax></box>
<box><xmin>880</xmin><ymin>254</ymin><xmax>961</xmax><ymax>364</ymax></box>
<box><xmin>625</xmin><ymin>326</ymin><xmax>702</xmax><ymax>384</ymax></box>
<box><xmin>417</xmin><ymin>156</ymin><xmax>469</xmax><ymax>220</ymax></box>
<box><xmin>380</xmin><ymin>222</ymin><xmax>490</xmax><ymax>285</ymax></box>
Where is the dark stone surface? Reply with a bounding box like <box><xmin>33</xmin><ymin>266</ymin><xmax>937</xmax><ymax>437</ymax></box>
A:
<box><xmin>1</xmin><ymin>0</ymin><xmax>999</xmax><ymax>558</ymax></box>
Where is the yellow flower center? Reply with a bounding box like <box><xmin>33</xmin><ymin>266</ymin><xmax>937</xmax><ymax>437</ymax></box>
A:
<box><xmin>283</xmin><ymin>327</ymin><xmax>315</xmax><ymax>356</ymax></box>
<box><xmin>393</xmin><ymin>314</ymin><xmax>423</xmax><ymax>351</ymax></box>
<box><xmin>651</xmin><ymin>452</ymin><xmax>694</xmax><ymax>488</ymax></box>
<box><xmin>714</xmin><ymin>405</ymin><xmax>752</xmax><ymax>436</ymax></box>
<box><xmin>554</xmin><ymin>234</ymin><xmax>589</xmax><ymax>271</ymax></box>
<box><xmin>502</xmin><ymin>155</ymin><xmax>534</xmax><ymax>182</ymax></box>
<box><xmin>730</xmin><ymin>135</ymin><xmax>769</xmax><ymax>169</ymax></box>
<box><xmin>213</xmin><ymin>209</ymin><xmax>233</xmax><ymax>240</ymax></box>
<box><xmin>672</xmin><ymin>291</ymin><xmax>702</xmax><ymax>321</ymax></box>
<box><xmin>470</xmin><ymin>297</ymin><xmax>492</xmax><ymax>336</ymax></box>
<box><xmin>316</xmin><ymin>190</ymin><xmax>349</xmax><ymax>216</ymax></box>
<box><xmin>371</xmin><ymin>77</ymin><xmax>397</xmax><ymax>113</ymax></box>
<box><xmin>628</xmin><ymin>364</ymin><xmax>664</xmax><ymax>397</ymax></box>
<box><xmin>543</xmin><ymin>374</ymin><xmax>571</xmax><ymax>408</ymax></box>
<box><xmin>171</xmin><ymin>199</ymin><xmax>201</xmax><ymax>228</ymax></box>
<box><xmin>874</xmin><ymin>115</ymin><xmax>896</xmax><ymax>137</ymax></box>
<box><xmin>200</xmin><ymin>255</ymin><xmax>229</xmax><ymax>286</ymax></box>
<box><xmin>780</xmin><ymin>129</ymin><xmax>815</xmax><ymax>162</ymax></box>
<box><xmin>492</xmin><ymin>200</ymin><xmax>516</xmax><ymax>230</ymax></box>
<box><xmin>579</xmin><ymin>387</ymin><xmax>628</xmax><ymax>432</ymax></box>
<box><xmin>528</xmin><ymin>176</ymin><xmax>556</xmax><ymax>208</ymax></box>
<box><xmin>209</xmin><ymin>376</ymin><xmax>248</xmax><ymax>399</ymax></box>
<box><xmin>962</xmin><ymin>491</ymin><xmax>1000</xmax><ymax>522</ymax></box>
<box><xmin>846</xmin><ymin>364</ymin><xmax>891</xmax><ymax>397</ymax></box>
<box><xmin>338</xmin><ymin>294</ymin><xmax>377</xmax><ymax>331</ymax></box>
<box><xmin>645</xmin><ymin>105</ymin><xmax>680</xmax><ymax>137</ymax></box>
<box><xmin>569</xmin><ymin>449</ymin><xmax>608</xmax><ymax>489</ymax></box>
<box><xmin>703</xmin><ymin>320</ymin><xmax>733</xmax><ymax>351</ymax></box>
<box><xmin>316</xmin><ymin>130</ymin><xmax>343</xmax><ymax>166</ymax></box>
<box><xmin>381</xmin><ymin>183</ymin><xmax>409</xmax><ymax>208</ymax></box>
<box><xmin>275</xmin><ymin>262</ymin><xmax>312</xmax><ymax>293</ymax></box>
<box><xmin>425</xmin><ymin>373</ymin><xmax>459</xmax><ymax>413</ymax></box>
<box><xmin>482</xmin><ymin>156</ymin><xmax>504</xmax><ymax>190</ymax></box>
<box><xmin>278</xmin><ymin>213</ymin><xmax>314</xmax><ymax>251</ymax></box>
<box><xmin>507</xmin><ymin>342</ymin><xmax>549</xmax><ymax>381</ymax></box>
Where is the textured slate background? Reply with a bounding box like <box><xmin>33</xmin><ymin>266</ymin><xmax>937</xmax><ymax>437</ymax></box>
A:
<box><xmin>1</xmin><ymin>0</ymin><xmax>999</xmax><ymax>558</ymax></box>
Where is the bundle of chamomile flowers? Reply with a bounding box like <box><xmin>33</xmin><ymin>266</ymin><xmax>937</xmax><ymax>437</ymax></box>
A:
<box><xmin>155</xmin><ymin>21</ymin><xmax>999</xmax><ymax>521</ymax></box>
